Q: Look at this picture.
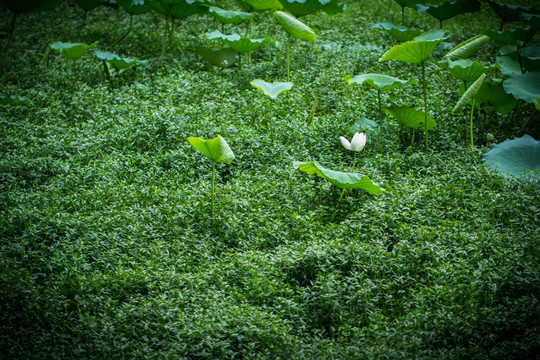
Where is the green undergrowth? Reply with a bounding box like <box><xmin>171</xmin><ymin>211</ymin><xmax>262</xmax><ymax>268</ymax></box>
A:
<box><xmin>1</xmin><ymin>0</ymin><xmax>539</xmax><ymax>359</ymax></box>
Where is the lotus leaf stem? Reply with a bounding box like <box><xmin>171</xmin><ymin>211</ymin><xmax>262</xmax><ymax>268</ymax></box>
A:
<box><xmin>287</xmin><ymin>35</ymin><xmax>291</xmax><ymax>81</ymax></box>
<box><xmin>421</xmin><ymin>62</ymin><xmax>429</xmax><ymax>152</ymax></box>
<box><xmin>211</xmin><ymin>160</ymin><xmax>216</xmax><ymax>216</ymax></box>
<box><xmin>469</xmin><ymin>97</ymin><xmax>475</xmax><ymax>147</ymax></box>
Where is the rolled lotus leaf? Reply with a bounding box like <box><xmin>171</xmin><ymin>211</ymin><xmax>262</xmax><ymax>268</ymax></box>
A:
<box><xmin>188</xmin><ymin>135</ymin><xmax>235</xmax><ymax>164</ymax></box>
<box><xmin>444</xmin><ymin>34</ymin><xmax>489</xmax><ymax>61</ymax></box>
<box><xmin>294</xmin><ymin>161</ymin><xmax>383</xmax><ymax>194</ymax></box>
<box><xmin>206</xmin><ymin>30</ymin><xmax>275</xmax><ymax>54</ymax></box>
<box><xmin>51</xmin><ymin>41</ymin><xmax>97</xmax><ymax>60</ymax></box>
<box><xmin>482</xmin><ymin>135</ymin><xmax>540</xmax><ymax>180</ymax></box>
<box><xmin>502</xmin><ymin>71</ymin><xmax>540</xmax><ymax>103</ymax></box>
<box><xmin>274</xmin><ymin>11</ymin><xmax>316</xmax><ymax>42</ymax></box>
<box><xmin>384</xmin><ymin>105</ymin><xmax>436</xmax><ymax>130</ymax></box>
<box><xmin>372</xmin><ymin>22</ymin><xmax>422</xmax><ymax>43</ymax></box>
<box><xmin>452</xmin><ymin>73</ymin><xmax>486</xmax><ymax>112</ymax></box>
<box><xmin>250</xmin><ymin>79</ymin><xmax>293</xmax><ymax>99</ymax></box>
<box><xmin>208</xmin><ymin>6</ymin><xmax>253</xmax><ymax>24</ymax></box>
<box><xmin>345</xmin><ymin>73</ymin><xmax>416</xmax><ymax>91</ymax></box>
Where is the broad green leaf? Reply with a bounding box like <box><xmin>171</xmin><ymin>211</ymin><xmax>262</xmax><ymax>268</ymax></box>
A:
<box><xmin>444</xmin><ymin>34</ymin><xmax>489</xmax><ymax>61</ymax></box>
<box><xmin>485</xmin><ymin>27</ymin><xmax>539</xmax><ymax>46</ymax></box>
<box><xmin>208</xmin><ymin>6</ymin><xmax>253</xmax><ymax>24</ymax></box>
<box><xmin>206</xmin><ymin>30</ymin><xmax>275</xmax><ymax>54</ymax></box>
<box><xmin>503</xmin><ymin>71</ymin><xmax>540</xmax><ymax>103</ymax></box>
<box><xmin>353</xmin><ymin>117</ymin><xmax>379</xmax><ymax>135</ymax></box>
<box><xmin>118</xmin><ymin>0</ymin><xmax>151</xmax><ymax>15</ymax></box>
<box><xmin>345</xmin><ymin>73</ymin><xmax>416</xmax><ymax>92</ymax></box>
<box><xmin>242</xmin><ymin>0</ymin><xmax>283</xmax><ymax>11</ymax></box>
<box><xmin>412</xmin><ymin>29</ymin><xmax>449</xmax><ymax>42</ymax></box>
<box><xmin>379</xmin><ymin>31</ymin><xmax>447</xmax><ymax>64</ymax></box>
<box><xmin>438</xmin><ymin>58</ymin><xmax>487</xmax><ymax>83</ymax></box>
<box><xmin>250</xmin><ymin>80</ymin><xmax>293</xmax><ymax>99</ymax></box>
<box><xmin>415</xmin><ymin>0</ymin><xmax>480</xmax><ymax>22</ymax></box>
<box><xmin>452</xmin><ymin>73</ymin><xmax>486</xmax><ymax>112</ymax></box>
<box><xmin>497</xmin><ymin>46</ymin><xmax>540</xmax><ymax>73</ymax></box>
<box><xmin>294</xmin><ymin>161</ymin><xmax>383</xmax><ymax>194</ymax></box>
<box><xmin>274</xmin><ymin>11</ymin><xmax>316</xmax><ymax>42</ymax></box>
<box><xmin>50</xmin><ymin>41</ymin><xmax>97</xmax><ymax>60</ymax></box>
<box><xmin>0</xmin><ymin>95</ymin><xmax>28</xmax><ymax>105</ymax></box>
<box><xmin>485</xmin><ymin>0</ymin><xmax>540</xmax><ymax>23</ymax></box>
<box><xmin>150</xmin><ymin>0</ymin><xmax>209</xmax><ymax>18</ymax></box>
<box><xmin>94</xmin><ymin>50</ymin><xmax>147</xmax><ymax>71</ymax></box>
<box><xmin>384</xmin><ymin>105</ymin><xmax>436</xmax><ymax>130</ymax></box>
<box><xmin>278</xmin><ymin>0</ymin><xmax>344</xmax><ymax>18</ymax></box>
<box><xmin>474</xmin><ymin>81</ymin><xmax>518</xmax><ymax>115</ymax></box>
<box><xmin>482</xmin><ymin>134</ymin><xmax>540</xmax><ymax>180</ymax></box>
<box><xmin>195</xmin><ymin>46</ymin><xmax>238</xmax><ymax>67</ymax></box>
<box><xmin>372</xmin><ymin>22</ymin><xmax>421</xmax><ymax>43</ymax></box>
<box><xmin>394</xmin><ymin>0</ymin><xmax>420</xmax><ymax>8</ymax></box>
<box><xmin>188</xmin><ymin>135</ymin><xmax>235</xmax><ymax>164</ymax></box>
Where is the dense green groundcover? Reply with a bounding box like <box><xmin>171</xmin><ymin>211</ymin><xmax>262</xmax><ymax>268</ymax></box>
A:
<box><xmin>1</xmin><ymin>0</ymin><xmax>539</xmax><ymax>359</ymax></box>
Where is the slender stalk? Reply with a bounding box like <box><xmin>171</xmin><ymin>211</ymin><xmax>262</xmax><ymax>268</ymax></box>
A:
<box><xmin>269</xmin><ymin>101</ymin><xmax>274</xmax><ymax>142</ymax></box>
<box><xmin>77</xmin><ymin>10</ymin><xmax>87</xmax><ymax>38</ymax></box>
<box><xmin>469</xmin><ymin>97</ymin><xmax>475</xmax><ymax>147</ymax></box>
<box><xmin>421</xmin><ymin>62</ymin><xmax>428</xmax><ymax>152</ymax></box>
<box><xmin>377</xmin><ymin>90</ymin><xmax>382</xmax><ymax>151</ymax></box>
<box><xmin>109</xmin><ymin>14</ymin><xmax>133</xmax><ymax>48</ymax></box>
<box><xmin>352</xmin><ymin>152</ymin><xmax>357</xmax><ymax>172</ymax></box>
<box><xmin>411</xmin><ymin>129</ymin><xmax>415</xmax><ymax>146</ymax></box>
<box><xmin>161</xmin><ymin>15</ymin><xmax>170</xmax><ymax>56</ymax></box>
<box><xmin>439</xmin><ymin>19</ymin><xmax>443</xmax><ymax>29</ymax></box>
<box><xmin>286</xmin><ymin>35</ymin><xmax>291</xmax><ymax>81</ymax></box>
<box><xmin>401</xmin><ymin>6</ymin><xmax>405</xmax><ymax>25</ymax></box>
<box><xmin>5</xmin><ymin>12</ymin><xmax>16</xmax><ymax>55</ymax></box>
<box><xmin>211</xmin><ymin>161</ymin><xmax>216</xmax><ymax>216</ymax></box>
<box><xmin>338</xmin><ymin>152</ymin><xmax>357</xmax><ymax>203</ymax></box>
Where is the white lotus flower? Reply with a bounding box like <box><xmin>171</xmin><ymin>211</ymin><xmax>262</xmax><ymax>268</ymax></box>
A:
<box><xmin>340</xmin><ymin>132</ymin><xmax>366</xmax><ymax>151</ymax></box>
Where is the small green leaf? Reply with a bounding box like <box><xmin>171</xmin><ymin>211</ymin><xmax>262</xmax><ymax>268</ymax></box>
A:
<box><xmin>94</xmin><ymin>50</ymin><xmax>147</xmax><ymax>71</ymax></box>
<box><xmin>482</xmin><ymin>134</ymin><xmax>540</xmax><ymax>180</ymax></box>
<box><xmin>188</xmin><ymin>135</ymin><xmax>235</xmax><ymax>164</ymax></box>
<box><xmin>208</xmin><ymin>6</ymin><xmax>253</xmax><ymax>24</ymax></box>
<box><xmin>274</xmin><ymin>11</ymin><xmax>316</xmax><ymax>42</ymax></box>
<box><xmin>294</xmin><ymin>161</ymin><xmax>383</xmax><ymax>194</ymax></box>
<box><xmin>372</xmin><ymin>22</ymin><xmax>422</xmax><ymax>43</ymax></box>
<box><xmin>250</xmin><ymin>79</ymin><xmax>293</xmax><ymax>99</ymax></box>
<box><xmin>452</xmin><ymin>73</ymin><xmax>486</xmax><ymax>112</ymax></box>
<box><xmin>345</xmin><ymin>73</ymin><xmax>416</xmax><ymax>91</ymax></box>
<box><xmin>503</xmin><ymin>71</ymin><xmax>540</xmax><ymax>103</ymax></box>
<box><xmin>444</xmin><ymin>34</ymin><xmax>489</xmax><ymax>61</ymax></box>
<box><xmin>384</xmin><ymin>105</ymin><xmax>436</xmax><ymax>130</ymax></box>
<box><xmin>206</xmin><ymin>30</ymin><xmax>275</xmax><ymax>54</ymax></box>
<box><xmin>51</xmin><ymin>41</ymin><xmax>97</xmax><ymax>60</ymax></box>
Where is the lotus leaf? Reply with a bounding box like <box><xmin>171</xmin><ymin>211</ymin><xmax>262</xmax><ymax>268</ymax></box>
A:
<box><xmin>278</xmin><ymin>0</ymin><xmax>344</xmax><ymax>18</ymax></box>
<box><xmin>485</xmin><ymin>0</ymin><xmax>539</xmax><ymax>23</ymax></box>
<box><xmin>498</xmin><ymin>46</ymin><xmax>540</xmax><ymax>73</ymax></box>
<box><xmin>438</xmin><ymin>58</ymin><xmax>486</xmax><ymax>84</ymax></box>
<box><xmin>294</xmin><ymin>161</ymin><xmax>383</xmax><ymax>194</ymax></box>
<box><xmin>353</xmin><ymin>117</ymin><xmax>378</xmax><ymax>135</ymax></box>
<box><xmin>150</xmin><ymin>0</ymin><xmax>209</xmax><ymax>19</ymax></box>
<box><xmin>208</xmin><ymin>6</ymin><xmax>253</xmax><ymax>24</ymax></box>
<box><xmin>73</xmin><ymin>0</ymin><xmax>105</xmax><ymax>11</ymax></box>
<box><xmin>372</xmin><ymin>22</ymin><xmax>421</xmax><ymax>43</ymax></box>
<box><xmin>274</xmin><ymin>11</ymin><xmax>316</xmax><ymax>41</ymax></box>
<box><xmin>474</xmin><ymin>81</ymin><xmax>518</xmax><ymax>115</ymax></box>
<box><xmin>2</xmin><ymin>0</ymin><xmax>61</xmax><ymax>13</ymax></box>
<box><xmin>502</xmin><ymin>71</ymin><xmax>540</xmax><ymax>103</ymax></box>
<box><xmin>206</xmin><ymin>30</ymin><xmax>275</xmax><ymax>54</ymax></box>
<box><xmin>94</xmin><ymin>50</ymin><xmax>147</xmax><ymax>71</ymax></box>
<box><xmin>452</xmin><ymin>73</ymin><xmax>486</xmax><ymax>112</ymax></box>
<box><xmin>345</xmin><ymin>73</ymin><xmax>416</xmax><ymax>91</ymax></box>
<box><xmin>485</xmin><ymin>27</ymin><xmax>539</xmax><ymax>46</ymax></box>
<box><xmin>195</xmin><ymin>47</ymin><xmax>238</xmax><ymax>67</ymax></box>
<box><xmin>239</xmin><ymin>0</ymin><xmax>283</xmax><ymax>11</ymax></box>
<box><xmin>118</xmin><ymin>0</ymin><xmax>151</xmax><ymax>15</ymax></box>
<box><xmin>384</xmin><ymin>105</ymin><xmax>436</xmax><ymax>130</ymax></box>
<box><xmin>379</xmin><ymin>30</ymin><xmax>448</xmax><ymax>64</ymax></box>
<box><xmin>51</xmin><ymin>41</ymin><xmax>97</xmax><ymax>60</ymax></box>
<box><xmin>482</xmin><ymin>135</ymin><xmax>540</xmax><ymax>180</ymax></box>
<box><xmin>416</xmin><ymin>0</ymin><xmax>480</xmax><ymax>24</ymax></box>
<box><xmin>444</xmin><ymin>34</ymin><xmax>489</xmax><ymax>61</ymax></box>
<box><xmin>250</xmin><ymin>80</ymin><xmax>293</xmax><ymax>99</ymax></box>
<box><xmin>188</xmin><ymin>135</ymin><xmax>235</xmax><ymax>164</ymax></box>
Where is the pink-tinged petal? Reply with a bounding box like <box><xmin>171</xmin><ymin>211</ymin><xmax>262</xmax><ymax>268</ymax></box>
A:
<box><xmin>351</xmin><ymin>132</ymin><xmax>366</xmax><ymax>151</ymax></box>
<box><xmin>340</xmin><ymin>136</ymin><xmax>351</xmax><ymax>150</ymax></box>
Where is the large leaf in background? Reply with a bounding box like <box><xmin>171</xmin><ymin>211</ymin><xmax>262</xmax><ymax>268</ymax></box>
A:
<box><xmin>496</xmin><ymin>53</ymin><xmax>522</xmax><ymax>75</ymax></box>
<box><xmin>497</xmin><ymin>45</ymin><xmax>540</xmax><ymax>73</ymax></box>
<box><xmin>482</xmin><ymin>135</ymin><xmax>540</xmax><ymax>180</ymax></box>
<box><xmin>485</xmin><ymin>27</ymin><xmax>539</xmax><ymax>46</ymax></box>
<box><xmin>2</xmin><ymin>0</ymin><xmax>61</xmax><ymax>13</ymax></box>
<box><xmin>474</xmin><ymin>81</ymin><xmax>518</xmax><ymax>115</ymax></box>
<box><xmin>444</xmin><ymin>34</ymin><xmax>489</xmax><ymax>61</ymax></box>
<box><xmin>94</xmin><ymin>50</ymin><xmax>147</xmax><ymax>71</ymax></box>
<box><xmin>438</xmin><ymin>58</ymin><xmax>486</xmax><ymax>84</ymax></box>
<box><xmin>274</xmin><ymin>11</ymin><xmax>316</xmax><ymax>41</ymax></box>
<box><xmin>372</xmin><ymin>22</ymin><xmax>421</xmax><ymax>43</ymax></box>
<box><xmin>294</xmin><ymin>161</ymin><xmax>383</xmax><ymax>194</ymax></box>
<box><xmin>345</xmin><ymin>73</ymin><xmax>417</xmax><ymax>91</ymax></box>
<box><xmin>208</xmin><ymin>6</ymin><xmax>253</xmax><ymax>24</ymax></box>
<box><xmin>384</xmin><ymin>105</ymin><xmax>436</xmax><ymax>129</ymax></box>
<box><xmin>416</xmin><ymin>0</ymin><xmax>480</xmax><ymax>22</ymax></box>
<box><xmin>188</xmin><ymin>135</ymin><xmax>235</xmax><ymax>164</ymax></box>
<box><xmin>250</xmin><ymin>80</ymin><xmax>293</xmax><ymax>99</ymax></box>
<box><xmin>379</xmin><ymin>30</ymin><xmax>448</xmax><ymax>64</ymax></box>
<box><xmin>50</xmin><ymin>41</ymin><xmax>97</xmax><ymax>60</ymax></box>
<box><xmin>195</xmin><ymin>46</ymin><xmax>238</xmax><ymax>67</ymax></box>
<box><xmin>118</xmin><ymin>0</ymin><xmax>151</xmax><ymax>15</ymax></box>
<box><xmin>394</xmin><ymin>0</ymin><xmax>421</xmax><ymax>8</ymax></box>
<box><xmin>237</xmin><ymin>0</ymin><xmax>283</xmax><ymax>11</ymax></box>
<box><xmin>149</xmin><ymin>0</ymin><xmax>209</xmax><ymax>18</ymax></box>
<box><xmin>278</xmin><ymin>0</ymin><xmax>344</xmax><ymax>18</ymax></box>
<box><xmin>73</xmin><ymin>0</ymin><xmax>105</xmax><ymax>11</ymax></box>
<box><xmin>485</xmin><ymin>0</ymin><xmax>540</xmax><ymax>23</ymax></box>
<box><xmin>503</xmin><ymin>71</ymin><xmax>540</xmax><ymax>103</ymax></box>
<box><xmin>206</xmin><ymin>31</ymin><xmax>275</xmax><ymax>54</ymax></box>
<box><xmin>452</xmin><ymin>73</ymin><xmax>486</xmax><ymax>112</ymax></box>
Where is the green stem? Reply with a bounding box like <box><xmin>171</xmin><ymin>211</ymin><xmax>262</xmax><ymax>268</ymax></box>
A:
<box><xmin>211</xmin><ymin>161</ymin><xmax>215</xmax><ymax>216</ymax></box>
<box><xmin>377</xmin><ymin>90</ymin><xmax>382</xmax><ymax>151</ymax></box>
<box><xmin>352</xmin><ymin>151</ymin><xmax>357</xmax><ymax>172</ymax></box>
<box><xmin>269</xmin><ymin>101</ymin><xmax>274</xmax><ymax>143</ymax></box>
<box><xmin>109</xmin><ymin>14</ymin><xmax>133</xmax><ymax>48</ymax></box>
<box><xmin>411</xmin><ymin>129</ymin><xmax>415</xmax><ymax>147</ymax></box>
<box><xmin>286</xmin><ymin>35</ymin><xmax>291</xmax><ymax>81</ymax></box>
<box><xmin>421</xmin><ymin>62</ymin><xmax>428</xmax><ymax>152</ymax></box>
<box><xmin>401</xmin><ymin>6</ymin><xmax>405</xmax><ymax>25</ymax></box>
<box><xmin>338</xmin><ymin>188</ymin><xmax>346</xmax><ymax>203</ymax></box>
<box><xmin>161</xmin><ymin>15</ymin><xmax>170</xmax><ymax>56</ymax></box>
<box><xmin>470</xmin><ymin>97</ymin><xmax>475</xmax><ymax>147</ymax></box>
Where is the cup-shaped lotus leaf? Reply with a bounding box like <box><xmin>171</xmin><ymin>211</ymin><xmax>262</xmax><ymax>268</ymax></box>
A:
<box><xmin>444</xmin><ymin>34</ymin><xmax>489</xmax><ymax>61</ymax></box>
<box><xmin>294</xmin><ymin>161</ymin><xmax>383</xmax><ymax>194</ymax></box>
<box><xmin>73</xmin><ymin>0</ymin><xmax>105</xmax><ymax>11</ymax></box>
<box><xmin>118</xmin><ymin>0</ymin><xmax>151</xmax><ymax>15</ymax></box>
<box><xmin>416</xmin><ymin>0</ymin><xmax>480</xmax><ymax>22</ymax></box>
<box><xmin>372</xmin><ymin>22</ymin><xmax>421</xmax><ymax>43</ymax></box>
<box><xmin>345</xmin><ymin>73</ymin><xmax>416</xmax><ymax>92</ymax></box>
<box><xmin>278</xmin><ymin>0</ymin><xmax>344</xmax><ymax>18</ymax></box>
<box><xmin>274</xmin><ymin>11</ymin><xmax>316</xmax><ymax>42</ymax></box>
<box><xmin>384</xmin><ymin>105</ymin><xmax>436</xmax><ymax>130</ymax></box>
<box><xmin>502</xmin><ymin>71</ymin><xmax>540</xmax><ymax>103</ymax></box>
<box><xmin>379</xmin><ymin>30</ymin><xmax>448</xmax><ymax>64</ymax></box>
<box><xmin>206</xmin><ymin>31</ymin><xmax>275</xmax><ymax>54</ymax></box>
<box><xmin>485</xmin><ymin>27</ymin><xmax>539</xmax><ymax>46</ymax></box>
<box><xmin>3</xmin><ymin>0</ymin><xmax>61</xmax><ymax>13</ymax></box>
<box><xmin>485</xmin><ymin>0</ymin><xmax>539</xmax><ymax>23</ymax></box>
<box><xmin>474</xmin><ymin>81</ymin><xmax>518</xmax><ymax>115</ymax></box>
<box><xmin>482</xmin><ymin>135</ymin><xmax>540</xmax><ymax>180</ymax></box>
<box><xmin>452</xmin><ymin>73</ymin><xmax>486</xmax><ymax>112</ymax></box>
<box><xmin>0</xmin><ymin>95</ymin><xmax>28</xmax><ymax>105</ymax></box>
<box><xmin>195</xmin><ymin>46</ymin><xmax>238</xmax><ymax>67</ymax></box>
<box><xmin>51</xmin><ymin>41</ymin><xmax>97</xmax><ymax>60</ymax></box>
<box><xmin>188</xmin><ymin>135</ymin><xmax>235</xmax><ymax>164</ymax></box>
<box><xmin>438</xmin><ymin>58</ymin><xmax>487</xmax><ymax>84</ymax></box>
<box><xmin>208</xmin><ymin>6</ymin><xmax>253</xmax><ymax>24</ymax></box>
<box><xmin>250</xmin><ymin>79</ymin><xmax>293</xmax><ymax>99</ymax></box>
<box><xmin>94</xmin><ymin>50</ymin><xmax>147</xmax><ymax>71</ymax></box>
<box><xmin>239</xmin><ymin>0</ymin><xmax>283</xmax><ymax>11</ymax></box>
